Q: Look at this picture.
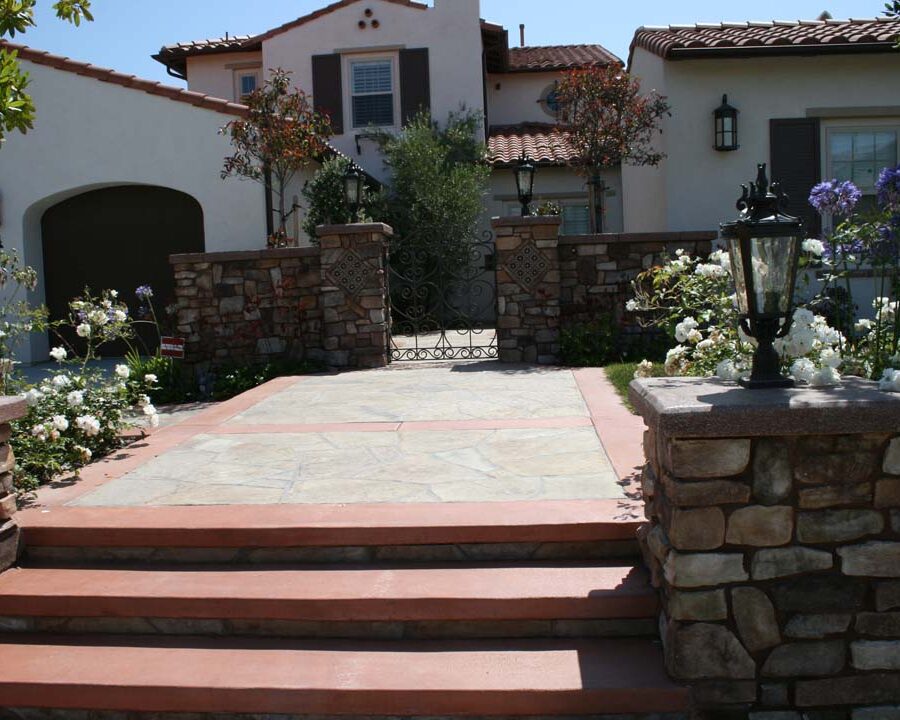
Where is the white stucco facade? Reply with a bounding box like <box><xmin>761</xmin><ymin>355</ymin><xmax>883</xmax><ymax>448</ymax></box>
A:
<box><xmin>0</xmin><ymin>60</ymin><xmax>267</xmax><ymax>362</ymax></box>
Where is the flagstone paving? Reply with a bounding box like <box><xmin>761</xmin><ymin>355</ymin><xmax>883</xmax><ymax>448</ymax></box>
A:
<box><xmin>34</xmin><ymin>363</ymin><xmax>639</xmax><ymax>508</ymax></box>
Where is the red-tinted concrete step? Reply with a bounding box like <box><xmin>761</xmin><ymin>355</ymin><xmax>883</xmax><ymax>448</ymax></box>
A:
<box><xmin>0</xmin><ymin>636</ymin><xmax>688</xmax><ymax>715</ymax></box>
<box><xmin>18</xmin><ymin>500</ymin><xmax>639</xmax><ymax>549</ymax></box>
<box><xmin>0</xmin><ymin>564</ymin><xmax>656</xmax><ymax>622</ymax></box>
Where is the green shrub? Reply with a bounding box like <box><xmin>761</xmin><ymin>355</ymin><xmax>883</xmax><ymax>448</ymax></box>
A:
<box><xmin>209</xmin><ymin>358</ymin><xmax>324</xmax><ymax>401</ymax></box>
<box><xmin>302</xmin><ymin>155</ymin><xmax>379</xmax><ymax>240</ymax></box>
<box><xmin>560</xmin><ymin>317</ymin><xmax>621</xmax><ymax>367</ymax></box>
<box><xmin>126</xmin><ymin>350</ymin><xmax>199</xmax><ymax>406</ymax></box>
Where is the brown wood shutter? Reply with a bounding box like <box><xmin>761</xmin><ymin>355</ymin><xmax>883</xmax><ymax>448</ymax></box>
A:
<box><xmin>770</xmin><ymin>118</ymin><xmax>822</xmax><ymax>237</ymax></box>
<box><xmin>399</xmin><ymin>48</ymin><xmax>431</xmax><ymax>125</ymax></box>
<box><xmin>312</xmin><ymin>54</ymin><xmax>343</xmax><ymax>135</ymax></box>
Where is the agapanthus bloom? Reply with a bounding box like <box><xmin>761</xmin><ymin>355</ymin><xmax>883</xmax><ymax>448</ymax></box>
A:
<box><xmin>809</xmin><ymin>180</ymin><xmax>862</xmax><ymax>216</ymax></box>
<box><xmin>877</xmin><ymin>165</ymin><xmax>900</xmax><ymax>212</ymax></box>
<box><xmin>135</xmin><ymin>285</ymin><xmax>154</xmax><ymax>301</ymax></box>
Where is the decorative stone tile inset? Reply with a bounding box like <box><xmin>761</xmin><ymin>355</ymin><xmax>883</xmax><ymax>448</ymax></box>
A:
<box><xmin>327</xmin><ymin>249</ymin><xmax>374</xmax><ymax>297</ymax></box>
<box><xmin>504</xmin><ymin>240</ymin><xmax>550</xmax><ymax>291</ymax></box>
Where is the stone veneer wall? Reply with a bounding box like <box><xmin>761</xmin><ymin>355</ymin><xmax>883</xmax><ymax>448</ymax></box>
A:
<box><xmin>0</xmin><ymin>397</ymin><xmax>26</xmax><ymax>573</ymax></box>
<box><xmin>631</xmin><ymin>376</ymin><xmax>900</xmax><ymax>717</ymax></box>
<box><xmin>170</xmin><ymin>224</ymin><xmax>392</xmax><ymax>370</ymax></box>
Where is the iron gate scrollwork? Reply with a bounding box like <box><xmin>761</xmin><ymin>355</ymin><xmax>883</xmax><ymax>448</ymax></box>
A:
<box><xmin>387</xmin><ymin>230</ymin><xmax>498</xmax><ymax>362</ymax></box>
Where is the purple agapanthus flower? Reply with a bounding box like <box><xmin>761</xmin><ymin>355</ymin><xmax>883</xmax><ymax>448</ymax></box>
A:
<box><xmin>135</xmin><ymin>285</ymin><xmax>154</xmax><ymax>302</ymax></box>
<box><xmin>877</xmin><ymin>165</ymin><xmax>900</xmax><ymax>212</ymax></box>
<box><xmin>809</xmin><ymin>179</ymin><xmax>863</xmax><ymax>216</ymax></box>
<box><xmin>873</xmin><ymin>215</ymin><xmax>900</xmax><ymax>265</ymax></box>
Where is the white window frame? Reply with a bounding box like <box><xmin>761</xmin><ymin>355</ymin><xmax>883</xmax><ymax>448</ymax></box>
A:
<box><xmin>344</xmin><ymin>54</ymin><xmax>400</xmax><ymax>131</ymax></box>
<box><xmin>232</xmin><ymin>66</ymin><xmax>262</xmax><ymax>103</ymax></box>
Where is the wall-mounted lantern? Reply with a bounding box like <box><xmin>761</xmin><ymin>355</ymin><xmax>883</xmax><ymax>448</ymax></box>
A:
<box><xmin>343</xmin><ymin>164</ymin><xmax>364</xmax><ymax>222</ymax></box>
<box><xmin>720</xmin><ymin>164</ymin><xmax>804</xmax><ymax>389</ymax></box>
<box><xmin>714</xmin><ymin>94</ymin><xmax>739</xmax><ymax>152</ymax></box>
<box><xmin>514</xmin><ymin>155</ymin><xmax>536</xmax><ymax>217</ymax></box>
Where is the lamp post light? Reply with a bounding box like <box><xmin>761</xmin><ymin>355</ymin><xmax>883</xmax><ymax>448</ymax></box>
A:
<box><xmin>720</xmin><ymin>164</ymin><xmax>804</xmax><ymax>389</ymax></box>
<box><xmin>714</xmin><ymin>94</ymin><xmax>739</xmax><ymax>152</ymax></box>
<box><xmin>514</xmin><ymin>155</ymin><xmax>536</xmax><ymax>217</ymax></box>
<box><xmin>343</xmin><ymin>164</ymin><xmax>364</xmax><ymax>223</ymax></box>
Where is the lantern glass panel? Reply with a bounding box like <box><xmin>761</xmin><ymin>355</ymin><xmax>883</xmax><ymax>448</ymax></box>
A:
<box><xmin>515</xmin><ymin>166</ymin><xmax>534</xmax><ymax>197</ymax></box>
<box><xmin>344</xmin><ymin>175</ymin><xmax>361</xmax><ymax>206</ymax></box>
<box><xmin>729</xmin><ymin>235</ymin><xmax>800</xmax><ymax>316</ymax></box>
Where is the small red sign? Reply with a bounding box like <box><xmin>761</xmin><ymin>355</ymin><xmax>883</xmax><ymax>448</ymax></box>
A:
<box><xmin>160</xmin><ymin>336</ymin><xmax>185</xmax><ymax>359</ymax></box>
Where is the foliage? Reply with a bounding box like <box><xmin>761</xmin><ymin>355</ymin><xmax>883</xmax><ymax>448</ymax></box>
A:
<box><xmin>0</xmin><ymin>248</ymin><xmax>47</xmax><ymax>393</ymax></box>
<box><xmin>0</xmin><ymin>0</ymin><xmax>92</xmax><ymax>143</ymax></box>
<box><xmin>534</xmin><ymin>201</ymin><xmax>561</xmax><ymax>217</ymax></box>
<box><xmin>605</xmin><ymin>361</ymin><xmax>666</xmax><ymax>413</ymax></box>
<box><xmin>560</xmin><ymin>316</ymin><xmax>621</xmax><ymax>367</ymax></box>
<box><xmin>554</xmin><ymin>65</ymin><xmax>670</xmax><ymax>177</ymax></box>
<box><xmin>209</xmin><ymin>358</ymin><xmax>324</xmax><ymax>401</ymax></box>
<box><xmin>126</xmin><ymin>350</ymin><xmax>198</xmax><ymax>406</ymax></box>
<box><xmin>221</xmin><ymin>69</ymin><xmax>332</xmax><ymax>242</ymax></box>
<box><xmin>301</xmin><ymin>155</ymin><xmax>379</xmax><ymax>239</ymax></box>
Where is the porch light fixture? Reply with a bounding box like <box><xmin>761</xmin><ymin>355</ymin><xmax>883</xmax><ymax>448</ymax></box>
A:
<box><xmin>714</xmin><ymin>94</ymin><xmax>739</xmax><ymax>152</ymax></box>
<box><xmin>720</xmin><ymin>164</ymin><xmax>804</xmax><ymax>389</ymax></box>
<box><xmin>343</xmin><ymin>164</ymin><xmax>364</xmax><ymax>222</ymax></box>
<box><xmin>514</xmin><ymin>155</ymin><xmax>536</xmax><ymax>217</ymax></box>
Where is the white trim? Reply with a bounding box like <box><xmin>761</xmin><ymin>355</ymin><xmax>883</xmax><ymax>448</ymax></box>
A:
<box><xmin>232</xmin><ymin>67</ymin><xmax>262</xmax><ymax>103</ymax></box>
<box><xmin>344</xmin><ymin>52</ymin><xmax>400</xmax><ymax>131</ymax></box>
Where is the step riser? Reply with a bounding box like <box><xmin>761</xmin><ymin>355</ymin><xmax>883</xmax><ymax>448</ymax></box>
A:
<box><xmin>0</xmin><ymin>712</ymin><xmax>689</xmax><ymax>720</ymax></box>
<box><xmin>24</xmin><ymin>540</ymin><xmax>640</xmax><ymax>565</ymax></box>
<box><xmin>0</xmin><ymin>616</ymin><xmax>659</xmax><ymax>640</ymax></box>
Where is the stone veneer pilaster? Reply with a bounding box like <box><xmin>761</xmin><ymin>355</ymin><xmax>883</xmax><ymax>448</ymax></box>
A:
<box><xmin>492</xmin><ymin>216</ymin><xmax>562</xmax><ymax>364</ymax></box>
<box><xmin>0</xmin><ymin>396</ymin><xmax>26</xmax><ymax>572</ymax></box>
<box><xmin>631</xmin><ymin>376</ymin><xmax>900</xmax><ymax>716</ymax></box>
<box><xmin>316</xmin><ymin>223</ymin><xmax>392</xmax><ymax>369</ymax></box>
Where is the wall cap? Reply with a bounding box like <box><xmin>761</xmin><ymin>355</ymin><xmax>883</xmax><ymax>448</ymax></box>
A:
<box><xmin>315</xmin><ymin>223</ymin><xmax>394</xmax><ymax>238</ymax></box>
<box><xmin>491</xmin><ymin>216</ymin><xmax>562</xmax><ymax>228</ymax></box>
<box><xmin>0</xmin><ymin>396</ymin><xmax>26</xmax><ymax>425</ymax></box>
<box><xmin>559</xmin><ymin>231</ymin><xmax>717</xmax><ymax>245</ymax></box>
<box><xmin>170</xmin><ymin>248</ymin><xmax>319</xmax><ymax>264</ymax></box>
<box><xmin>630</xmin><ymin>376</ymin><xmax>900</xmax><ymax>438</ymax></box>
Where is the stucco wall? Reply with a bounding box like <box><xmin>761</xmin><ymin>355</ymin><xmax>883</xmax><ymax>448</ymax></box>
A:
<box><xmin>624</xmin><ymin>50</ymin><xmax>900</xmax><ymax>234</ymax></box>
<box><xmin>487</xmin><ymin>71</ymin><xmax>561</xmax><ymax>127</ymax></box>
<box><xmin>186</xmin><ymin>51</ymin><xmax>263</xmax><ymax>103</ymax></box>
<box><xmin>0</xmin><ymin>61</ymin><xmax>267</xmax><ymax>362</ymax></box>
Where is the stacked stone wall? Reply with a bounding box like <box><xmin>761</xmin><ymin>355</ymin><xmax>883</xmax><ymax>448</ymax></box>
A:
<box><xmin>0</xmin><ymin>397</ymin><xmax>26</xmax><ymax>572</ymax></box>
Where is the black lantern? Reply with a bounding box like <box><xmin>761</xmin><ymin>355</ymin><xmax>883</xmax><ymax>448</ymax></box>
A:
<box><xmin>720</xmin><ymin>164</ymin><xmax>804</xmax><ymax>389</ymax></box>
<box><xmin>343</xmin><ymin>164</ymin><xmax>364</xmax><ymax>222</ymax></box>
<box><xmin>514</xmin><ymin>155</ymin><xmax>536</xmax><ymax>216</ymax></box>
<box><xmin>714</xmin><ymin>94</ymin><xmax>739</xmax><ymax>152</ymax></box>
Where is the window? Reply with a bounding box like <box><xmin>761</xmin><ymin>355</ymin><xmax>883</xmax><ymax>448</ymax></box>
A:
<box><xmin>351</xmin><ymin>59</ymin><xmax>394</xmax><ymax>128</ymax></box>
<box><xmin>233</xmin><ymin>69</ymin><xmax>261</xmax><ymax>103</ymax></box>
<box><xmin>561</xmin><ymin>203</ymin><xmax>591</xmax><ymax>235</ymax></box>
<box><xmin>827</xmin><ymin>128</ymin><xmax>898</xmax><ymax>211</ymax></box>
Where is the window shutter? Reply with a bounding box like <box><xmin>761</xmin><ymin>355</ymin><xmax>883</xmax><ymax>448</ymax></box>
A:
<box><xmin>770</xmin><ymin>118</ymin><xmax>821</xmax><ymax>237</ymax></box>
<box><xmin>399</xmin><ymin>48</ymin><xmax>431</xmax><ymax>125</ymax></box>
<box><xmin>312</xmin><ymin>54</ymin><xmax>344</xmax><ymax>135</ymax></box>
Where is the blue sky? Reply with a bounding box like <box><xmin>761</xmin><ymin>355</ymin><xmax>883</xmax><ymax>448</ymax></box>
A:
<box><xmin>19</xmin><ymin>0</ymin><xmax>880</xmax><ymax>84</ymax></box>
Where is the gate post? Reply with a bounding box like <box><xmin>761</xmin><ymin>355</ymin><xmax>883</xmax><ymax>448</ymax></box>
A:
<box><xmin>492</xmin><ymin>216</ymin><xmax>561</xmax><ymax>364</ymax></box>
<box><xmin>316</xmin><ymin>223</ymin><xmax>392</xmax><ymax>369</ymax></box>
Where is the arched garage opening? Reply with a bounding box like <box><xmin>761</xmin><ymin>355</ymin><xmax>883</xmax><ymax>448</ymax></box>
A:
<box><xmin>41</xmin><ymin>186</ymin><xmax>204</xmax><ymax>353</ymax></box>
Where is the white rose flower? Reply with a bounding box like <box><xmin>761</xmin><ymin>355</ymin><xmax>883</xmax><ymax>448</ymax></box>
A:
<box><xmin>74</xmin><ymin>445</ymin><xmax>92</xmax><ymax>463</ymax></box>
<box><xmin>143</xmin><ymin>403</ymin><xmax>157</xmax><ymax>417</ymax></box>
<box><xmin>801</xmin><ymin>238</ymin><xmax>825</xmax><ymax>257</ymax></box>
<box><xmin>625</xmin><ymin>299</ymin><xmax>639</xmax><ymax>313</ymax></box>
<box><xmin>818</xmin><ymin>348</ymin><xmax>843</xmax><ymax>370</ymax></box>
<box><xmin>88</xmin><ymin>310</ymin><xmax>108</xmax><ymax>326</ymax></box>
<box><xmin>144</xmin><ymin>374</ymin><xmax>158</xmax><ymax>384</ymax></box>
<box><xmin>137</xmin><ymin>394</ymin><xmax>151</xmax><ymax>408</ymax></box>
<box><xmin>709</xmin><ymin>249</ymin><xmax>731</xmax><ymax>270</ymax></box>
<box><xmin>790</xmin><ymin>358</ymin><xmax>816</xmax><ymax>384</ymax></box>
<box><xmin>75</xmin><ymin>415</ymin><xmax>101</xmax><ymax>437</ymax></box>
<box><xmin>52</xmin><ymin>374</ymin><xmax>71</xmax><ymax>388</ymax></box>
<box><xmin>24</xmin><ymin>388</ymin><xmax>43</xmax><ymax>406</ymax></box>
<box><xmin>76</xmin><ymin>323</ymin><xmax>91</xmax><ymax>338</ymax></box>
<box><xmin>695</xmin><ymin>263</ymin><xmax>727</xmax><ymax>278</ymax></box>
<box><xmin>716</xmin><ymin>360</ymin><xmax>742</xmax><ymax>382</ymax></box>
<box><xmin>31</xmin><ymin>424</ymin><xmax>47</xmax><ymax>439</ymax></box>
<box><xmin>115</xmin><ymin>364</ymin><xmax>130</xmax><ymax>379</ymax></box>
<box><xmin>675</xmin><ymin>317</ymin><xmax>699</xmax><ymax>344</ymax></box>
<box><xmin>686</xmin><ymin>328</ymin><xmax>703</xmax><ymax>345</ymax></box>
<box><xmin>49</xmin><ymin>347</ymin><xmax>67</xmax><ymax>362</ymax></box>
<box><xmin>149</xmin><ymin>413</ymin><xmax>160</xmax><ymax>428</ymax></box>
<box><xmin>114</xmin><ymin>310</ymin><xmax>128</xmax><ymax>323</ymax></box>
<box><xmin>51</xmin><ymin>415</ymin><xmax>69</xmax><ymax>432</ymax></box>
<box><xmin>855</xmin><ymin>319</ymin><xmax>874</xmax><ymax>334</ymax></box>
<box><xmin>109</xmin><ymin>290</ymin><xmax>118</xmax><ymax>298</ymax></box>
<box><xmin>810</xmin><ymin>366</ymin><xmax>841</xmax><ymax>387</ymax></box>
<box><xmin>66</xmin><ymin>390</ymin><xmax>84</xmax><ymax>407</ymax></box>
<box><xmin>880</xmin><ymin>369</ymin><xmax>900</xmax><ymax>393</ymax></box>
<box><xmin>633</xmin><ymin>360</ymin><xmax>654</xmax><ymax>379</ymax></box>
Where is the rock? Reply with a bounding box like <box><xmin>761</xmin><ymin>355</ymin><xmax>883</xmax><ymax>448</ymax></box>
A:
<box><xmin>853</xmin><ymin>707</ymin><xmax>900</xmax><ymax>720</ymax></box>
<box><xmin>667</xmin><ymin>438</ymin><xmax>751</xmax><ymax>479</ymax></box>
<box><xmin>772</xmin><ymin>576</ymin><xmax>867</xmax><ymax>613</ymax></box>
<box><xmin>218</xmin><ymin>295</ymin><xmax>245</xmax><ymax>315</ymax></box>
<box><xmin>878</xmin><ymin>479</ymin><xmax>900</xmax><ymax>508</ymax></box>
<box><xmin>669</xmin><ymin>507</ymin><xmax>726</xmax><ymax>550</ymax></box>
<box><xmin>749</xmin><ymin>713</ymin><xmax>802</xmax><ymax>720</ymax></box>
<box><xmin>796</xmin><ymin>673</ymin><xmax>900</xmax><ymax>707</ymax></box>
<box><xmin>732</xmin><ymin>587</ymin><xmax>781</xmax><ymax>652</ymax></box>
<box><xmin>839</xmin><ymin>542</ymin><xmax>900</xmax><ymax>577</ymax></box>
<box><xmin>691</xmin><ymin>680</ymin><xmax>758</xmax><ymax>706</ymax></box>
<box><xmin>668</xmin><ymin>589</ymin><xmax>728</xmax><ymax>622</ymax></box>
<box><xmin>799</xmin><ymin>482</ymin><xmax>873</xmax><ymax>509</ymax></box>
<box><xmin>0</xmin><ymin>521</ymin><xmax>19</xmax><ymax>572</ymax></box>
<box><xmin>664</xmin><ymin>552</ymin><xmax>748</xmax><ymax>588</ymax></box>
<box><xmin>857</xmin><ymin>613</ymin><xmax>900</xmax><ymax>637</ymax></box>
<box><xmin>645</xmin><ymin>523</ymin><xmax>671</xmax><ymax>563</ymax></box>
<box><xmin>0</xmin><ymin>493</ymin><xmax>15</xmax><ymax>520</ymax></box>
<box><xmin>879</xmin><ymin>582</ymin><xmax>900</xmax><ymax>612</ymax></box>
<box><xmin>753</xmin><ymin>439</ymin><xmax>793</xmax><ymax>504</ymax></box>
<box><xmin>797</xmin><ymin>509</ymin><xmax>884</xmax><ymax>544</ymax></box>
<box><xmin>663</xmin><ymin>478</ymin><xmax>751</xmax><ymax>507</ymax></box>
<box><xmin>752</xmin><ymin>547</ymin><xmax>833</xmax><ymax>580</ymax></box>
<box><xmin>759</xmin><ymin>683</ymin><xmax>790</xmax><ymax>708</ymax></box>
<box><xmin>886</xmin><ymin>438</ymin><xmax>900</xmax><ymax>475</ymax></box>
<box><xmin>726</xmin><ymin>506</ymin><xmax>793</xmax><ymax>547</ymax></box>
<box><xmin>762</xmin><ymin>640</ymin><xmax>846</xmax><ymax>677</ymax></box>
<box><xmin>641</xmin><ymin>463</ymin><xmax>657</xmax><ymax>500</ymax></box>
<box><xmin>852</xmin><ymin>641</ymin><xmax>900</xmax><ymax>670</ymax></box>
<box><xmin>794</xmin><ymin>450</ymin><xmax>879</xmax><ymax>486</ymax></box>
<box><xmin>665</xmin><ymin>622</ymin><xmax>756</xmax><ymax>680</ymax></box>
<box><xmin>784</xmin><ymin>614</ymin><xmax>852</xmax><ymax>639</ymax></box>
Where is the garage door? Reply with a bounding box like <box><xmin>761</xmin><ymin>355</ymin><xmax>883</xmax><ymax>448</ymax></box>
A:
<box><xmin>41</xmin><ymin>186</ymin><xmax>205</xmax><ymax>355</ymax></box>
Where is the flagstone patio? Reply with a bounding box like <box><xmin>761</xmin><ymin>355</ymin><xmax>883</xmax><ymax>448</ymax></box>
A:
<box><xmin>29</xmin><ymin>363</ymin><xmax>643</xmax><ymax>509</ymax></box>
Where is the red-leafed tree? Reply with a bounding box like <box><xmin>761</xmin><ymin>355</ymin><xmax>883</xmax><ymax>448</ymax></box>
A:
<box><xmin>221</xmin><ymin>69</ymin><xmax>333</xmax><ymax>245</ymax></box>
<box><xmin>555</xmin><ymin>65</ymin><xmax>670</xmax><ymax>230</ymax></box>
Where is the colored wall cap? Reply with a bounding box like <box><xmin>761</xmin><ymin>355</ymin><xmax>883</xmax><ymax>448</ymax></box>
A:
<box><xmin>316</xmin><ymin>223</ymin><xmax>395</xmax><ymax>237</ymax></box>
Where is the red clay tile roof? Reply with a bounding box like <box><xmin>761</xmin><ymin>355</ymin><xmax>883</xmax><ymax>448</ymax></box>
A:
<box><xmin>507</xmin><ymin>45</ymin><xmax>622</xmax><ymax>72</ymax></box>
<box><xmin>488</xmin><ymin>123</ymin><xmax>578</xmax><ymax>167</ymax></box>
<box><xmin>153</xmin><ymin>35</ymin><xmax>261</xmax><ymax>76</ymax></box>
<box><xmin>3</xmin><ymin>41</ymin><xmax>249</xmax><ymax>116</ymax></box>
<box><xmin>629</xmin><ymin>17</ymin><xmax>900</xmax><ymax>64</ymax></box>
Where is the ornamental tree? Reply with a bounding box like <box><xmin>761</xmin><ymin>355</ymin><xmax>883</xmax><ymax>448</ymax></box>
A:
<box><xmin>0</xmin><ymin>0</ymin><xmax>93</xmax><ymax>143</ymax></box>
<box><xmin>221</xmin><ymin>69</ymin><xmax>332</xmax><ymax>244</ymax></box>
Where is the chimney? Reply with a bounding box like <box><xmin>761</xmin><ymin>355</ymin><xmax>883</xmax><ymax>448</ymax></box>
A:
<box><xmin>520</xmin><ymin>24</ymin><xmax>526</xmax><ymax>47</ymax></box>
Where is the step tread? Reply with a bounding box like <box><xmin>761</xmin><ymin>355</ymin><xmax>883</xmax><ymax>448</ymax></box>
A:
<box><xmin>0</xmin><ymin>565</ymin><xmax>656</xmax><ymax>621</ymax></box>
<box><xmin>0</xmin><ymin>635</ymin><xmax>687</xmax><ymax>714</ymax></box>
<box><xmin>18</xmin><ymin>500</ymin><xmax>639</xmax><ymax>548</ymax></box>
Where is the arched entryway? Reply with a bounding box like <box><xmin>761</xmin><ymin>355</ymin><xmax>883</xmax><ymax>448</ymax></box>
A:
<box><xmin>41</xmin><ymin>186</ymin><xmax>204</xmax><ymax>353</ymax></box>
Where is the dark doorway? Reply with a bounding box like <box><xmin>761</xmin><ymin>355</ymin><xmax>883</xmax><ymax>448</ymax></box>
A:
<box><xmin>41</xmin><ymin>186</ymin><xmax>204</xmax><ymax>355</ymax></box>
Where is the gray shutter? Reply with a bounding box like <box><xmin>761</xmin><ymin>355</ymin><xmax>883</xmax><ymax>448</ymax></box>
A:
<box><xmin>312</xmin><ymin>54</ymin><xmax>343</xmax><ymax>135</ymax></box>
<box><xmin>399</xmin><ymin>48</ymin><xmax>431</xmax><ymax>125</ymax></box>
<box><xmin>770</xmin><ymin>118</ymin><xmax>821</xmax><ymax>237</ymax></box>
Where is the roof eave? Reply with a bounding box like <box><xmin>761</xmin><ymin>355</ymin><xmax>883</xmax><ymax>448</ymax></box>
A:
<box><xmin>666</xmin><ymin>41</ymin><xmax>898</xmax><ymax>60</ymax></box>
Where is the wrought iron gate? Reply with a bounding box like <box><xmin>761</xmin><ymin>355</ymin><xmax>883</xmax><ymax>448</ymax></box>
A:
<box><xmin>387</xmin><ymin>231</ymin><xmax>498</xmax><ymax>362</ymax></box>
